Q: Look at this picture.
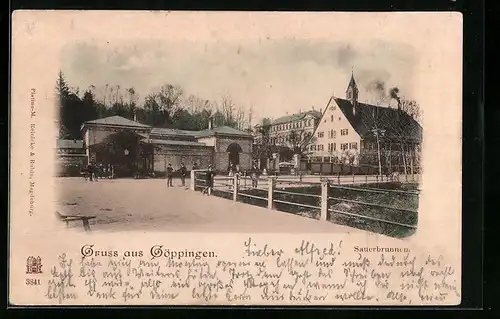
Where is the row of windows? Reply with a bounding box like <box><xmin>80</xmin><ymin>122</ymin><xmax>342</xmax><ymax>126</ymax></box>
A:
<box><xmin>310</xmin><ymin>142</ymin><xmax>358</xmax><ymax>151</ymax></box>
<box><xmin>271</xmin><ymin>119</ymin><xmax>313</xmax><ymax>132</ymax></box>
<box><xmin>318</xmin><ymin>129</ymin><xmax>348</xmax><ymax>138</ymax></box>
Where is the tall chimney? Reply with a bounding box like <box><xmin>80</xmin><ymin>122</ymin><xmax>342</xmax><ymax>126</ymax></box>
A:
<box><xmin>208</xmin><ymin>117</ymin><xmax>213</xmax><ymax>130</ymax></box>
<box><xmin>133</xmin><ymin>111</ymin><xmax>137</xmax><ymax>122</ymax></box>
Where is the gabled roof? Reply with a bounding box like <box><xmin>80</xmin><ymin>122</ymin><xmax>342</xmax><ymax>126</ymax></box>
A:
<box><xmin>195</xmin><ymin>126</ymin><xmax>253</xmax><ymax>138</ymax></box>
<box><xmin>83</xmin><ymin>116</ymin><xmax>151</xmax><ymax>129</ymax></box>
<box><xmin>333</xmin><ymin>98</ymin><xmax>422</xmax><ymax>142</ymax></box>
<box><xmin>272</xmin><ymin>110</ymin><xmax>322</xmax><ymax>125</ymax></box>
<box><xmin>57</xmin><ymin>139</ymin><xmax>84</xmax><ymax>148</ymax></box>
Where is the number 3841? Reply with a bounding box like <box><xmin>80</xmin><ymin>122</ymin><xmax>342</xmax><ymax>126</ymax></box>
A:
<box><xmin>26</xmin><ymin>278</ymin><xmax>41</xmax><ymax>285</ymax></box>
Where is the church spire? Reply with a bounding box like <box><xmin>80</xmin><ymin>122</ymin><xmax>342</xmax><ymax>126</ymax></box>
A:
<box><xmin>347</xmin><ymin>69</ymin><xmax>358</xmax><ymax>93</ymax></box>
<box><xmin>346</xmin><ymin>70</ymin><xmax>360</xmax><ymax>115</ymax></box>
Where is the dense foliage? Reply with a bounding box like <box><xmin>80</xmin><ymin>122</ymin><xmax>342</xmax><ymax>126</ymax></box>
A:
<box><xmin>56</xmin><ymin>71</ymin><xmax>252</xmax><ymax>139</ymax></box>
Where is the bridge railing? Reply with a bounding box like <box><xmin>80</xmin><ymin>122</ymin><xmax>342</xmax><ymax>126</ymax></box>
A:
<box><xmin>191</xmin><ymin>171</ymin><xmax>419</xmax><ymax>229</ymax></box>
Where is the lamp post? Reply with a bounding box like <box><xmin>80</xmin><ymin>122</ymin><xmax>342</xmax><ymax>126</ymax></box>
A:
<box><xmin>371</xmin><ymin>128</ymin><xmax>386</xmax><ymax>177</ymax></box>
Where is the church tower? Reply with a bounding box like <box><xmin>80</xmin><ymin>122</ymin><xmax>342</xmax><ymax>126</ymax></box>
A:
<box><xmin>346</xmin><ymin>71</ymin><xmax>360</xmax><ymax>115</ymax></box>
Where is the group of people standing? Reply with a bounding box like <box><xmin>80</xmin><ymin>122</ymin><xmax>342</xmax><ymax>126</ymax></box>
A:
<box><xmin>165</xmin><ymin>162</ymin><xmax>198</xmax><ymax>188</ymax></box>
<box><xmin>227</xmin><ymin>162</ymin><xmax>261</xmax><ymax>189</ymax></box>
<box><xmin>84</xmin><ymin>162</ymin><xmax>113</xmax><ymax>181</ymax></box>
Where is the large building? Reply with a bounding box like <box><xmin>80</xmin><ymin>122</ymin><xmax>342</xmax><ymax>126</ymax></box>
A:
<box><xmin>253</xmin><ymin>109</ymin><xmax>322</xmax><ymax>145</ymax></box>
<box><xmin>308</xmin><ymin>73</ymin><xmax>422</xmax><ymax>170</ymax></box>
<box><xmin>76</xmin><ymin>115</ymin><xmax>253</xmax><ymax>177</ymax></box>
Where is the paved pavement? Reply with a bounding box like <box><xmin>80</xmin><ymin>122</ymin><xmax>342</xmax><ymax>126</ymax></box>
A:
<box><xmin>56</xmin><ymin>178</ymin><xmax>361</xmax><ymax>234</ymax></box>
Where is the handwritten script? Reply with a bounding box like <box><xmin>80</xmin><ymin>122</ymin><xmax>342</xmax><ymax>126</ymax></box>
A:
<box><xmin>44</xmin><ymin>238</ymin><xmax>460</xmax><ymax>304</ymax></box>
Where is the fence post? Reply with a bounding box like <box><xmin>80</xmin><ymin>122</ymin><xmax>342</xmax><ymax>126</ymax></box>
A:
<box><xmin>267</xmin><ymin>177</ymin><xmax>275</xmax><ymax>210</ymax></box>
<box><xmin>352</xmin><ymin>172</ymin><xmax>355</xmax><ymax>184</ymax></box>
<box><xmin>365</xmin><ymin>175</ymin><xmax>368</xmax><ymax>184</ymax></box>
<box><xmin>320</xmin><ymin>179</ymin><xmax>328</xmax><ymax>221</ymax></box>
<box><xmin>190</xmin><ymin>170</ymin><xmax>196</xmax><ymax>191</ymax></box>
<box><xmin>337</xmin><ymin>174</ymin><xmax>340</xmax><ymax>185</ymax></box>
<box><xmin>233</xmin><ymin>175</ymin><xmax>238</xmax><ymax>201</ymax></box>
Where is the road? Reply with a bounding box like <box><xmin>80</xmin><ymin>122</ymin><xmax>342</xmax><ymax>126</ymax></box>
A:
<box><xmin>56</xmin><ymin>177</ymin><xmax>361</xmax><ymax>233</ymax></box>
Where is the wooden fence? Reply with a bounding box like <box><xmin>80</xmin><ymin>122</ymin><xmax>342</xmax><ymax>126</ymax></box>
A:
<box><xmin>190</xmin><ymin>170</ymin><xmax>418</xmax><ymax>229</ymax></box>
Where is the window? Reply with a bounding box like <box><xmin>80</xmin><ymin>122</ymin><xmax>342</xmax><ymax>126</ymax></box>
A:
<box><xmin>341</xmin><ymin>129</ymin><xmax>348</xmax><ymax>136</ymax></box>
<box><xmin>333</xmin><ymin>130</ymin><xmax>336</xmax><ymax>138</ymax></box>
<box><xmin>333</xmin><ymin>143</ymin><xmax>336</xmax><ymax>151</ymax></box>
<box><xmin>349</xmin><ymin>142</ymin><xmax>358</xmax><ymax>150</ymax></box>
<box><xmin>341</xmin><ymin>143</ymin><xmax>349</xmax><ymax>151</ymax></box>
<box><xmin>331</xmin><ymin>115</ymin><xmax>334</xmax><ymax>122</ymax></box>
<box><xmin>318</xmin><ymin>132</ymin><xmax>324</xmax><ymax>138</ymax></box>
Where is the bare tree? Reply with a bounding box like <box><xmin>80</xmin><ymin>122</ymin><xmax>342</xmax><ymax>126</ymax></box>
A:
<box><xmin>362</xmin><ymin>98</ymin><xmax>422</xmax><ymax>178</ymax></box>
<box><xmin>286</xmin><ymin>128</ymin><xmax>316</xmax><ymax>158</ymax></box>
<box><xmin>151</xmin><ymin>84</ymin><xmax>184</xmax><ymax>119</ymax></box>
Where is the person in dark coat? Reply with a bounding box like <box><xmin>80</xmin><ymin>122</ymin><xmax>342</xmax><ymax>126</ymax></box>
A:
<box><xmin>87</xmin><ymin>163</ymin><xmax>95</xmax><ymax>181</ymax></box>
<box><xmin>179</xmin><ymin>163</ymin><xmax>187</xmax><ymax>187</ymax></box>
<box><xmin>166</xmin><ymin>163</ymin><xmax>174</xmax><ymax>187</ymax></box>
<box><xmin>202</xmin><ymin>165</ymin><xmax>215</xmax><ymax>195</ymax></box>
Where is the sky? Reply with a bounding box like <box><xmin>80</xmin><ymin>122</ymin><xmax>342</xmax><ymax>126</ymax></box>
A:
<box><xmin>60</xmin><ymin>37</ymin><xmax>419</xmax><ymax>124</ymax></box>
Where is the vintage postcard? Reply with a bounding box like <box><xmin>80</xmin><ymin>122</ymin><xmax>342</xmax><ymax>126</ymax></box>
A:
<box><xmin>10</xmin><ymin>11</ymin><xmax>463</xmax><ymax>306</ymax></box>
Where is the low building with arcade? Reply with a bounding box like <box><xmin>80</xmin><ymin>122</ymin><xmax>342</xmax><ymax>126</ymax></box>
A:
<box><xmin>73</xmin><ymin>115</ymin><xmax>253</xmax><ymax>177</ymax></box>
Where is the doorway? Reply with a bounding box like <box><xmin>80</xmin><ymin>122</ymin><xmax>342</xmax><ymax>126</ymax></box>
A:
<box><xmin>226</xmin><ymin>143</ymin><xmax>242</xmax><ymax>170</ymax></box>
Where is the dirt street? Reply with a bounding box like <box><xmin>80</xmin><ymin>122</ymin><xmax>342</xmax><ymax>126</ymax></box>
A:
<box><xmin>56</xmin><ymin>177</ymin><xmax>361</xmax><ymax>234</ymax></box>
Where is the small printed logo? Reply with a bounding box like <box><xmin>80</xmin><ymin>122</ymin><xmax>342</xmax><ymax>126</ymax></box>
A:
<box><xmin>26</xmin><ymin>256</ymin><xmax>43</xmax><ymax>274</ymax></box>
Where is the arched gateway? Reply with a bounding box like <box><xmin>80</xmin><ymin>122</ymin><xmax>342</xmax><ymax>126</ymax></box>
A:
<box><xmin>226</xmin><ymin>143</ymin><xmax>243</xmax><ymax>168</ymax></box>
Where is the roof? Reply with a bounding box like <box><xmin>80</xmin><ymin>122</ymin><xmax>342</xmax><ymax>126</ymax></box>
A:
<box><xmin>333</xmin><ymin>98</ymin><xmax>422</xmax><ymax>142</ymax></box>
<box><xmin>272</xmin><ymin>110</ymin><xmax>322</xmax><ymax>125</ymax></box>
<box><xmin>150</xmin><ymin>128</ymin><xmax>198</xmax><ymax>140</ymax></box>
<box><xmin>83</xmin><ymin>116</ymin><xmax>151</xmax><ymax>129</ymax></box>
<box><xmin>195</xmin><ymin>126</ymin><xmax>253</xmax><ymax>138</ymax></box>
<box><xmin>141</xmin><ymin>139</ymin><xmax>209</xmax><ymax>147</ymax></box>
<box><xmin>57</xmin><ymin>139</ymin><xmax>84</xmax><ymax>148</ymax></box>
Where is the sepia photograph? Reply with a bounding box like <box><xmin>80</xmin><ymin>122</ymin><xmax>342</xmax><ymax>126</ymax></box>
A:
<box><xmin>10</xmin><ymin>11</ymin><xmax>462</xmax><ymax>306</ymax></box>
<box><xmin>55</xmin><ymin>37</ymin><xmax>422</xmax><ymax>237</ymax></box>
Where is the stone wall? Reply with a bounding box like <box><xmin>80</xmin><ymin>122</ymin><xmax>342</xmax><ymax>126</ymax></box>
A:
<box><xmin>213</xmin><ymin>136</ymin><xmax>253</xmax><ymax>172</ymax></box>
<box><xmin>153</xmin><ymin>145</ymin><xmax>213</xmax><ymax>175</ymax></box>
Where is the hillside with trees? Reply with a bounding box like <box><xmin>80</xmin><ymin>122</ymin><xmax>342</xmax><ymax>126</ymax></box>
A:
<box><xmin>56</xmin><ymin>71</ymin><xmax>253</xmax><ymax>139</ymax></box>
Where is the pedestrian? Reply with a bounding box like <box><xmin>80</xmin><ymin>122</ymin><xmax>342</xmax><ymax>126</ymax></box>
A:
<box><xmin>87</xmin><ymin>163</ymin><xmax>94</xmax><ymax>181</ymax></box>
<box><xmin>179</xmin><ymin>163</ymin><xmax>187</xmax><ymax>187</ymax></box>
<box><xmin>166</xmin><ymin>163</ymin><xmax>174</xmax><ymax>187</ymax></box>
<box><xmin>228</xmin><ymin>162</ymin><xmax>234</xmax><ymax>190</ymax></box>
<box><xmin>251</xmin><ymin>163</ymin><xmax>259</xmax><ymax>188</ymax></box>
<box><xmin>202</xmin><ymin>165</ymin><xmax>214</xmax><ymax>195</ymax></box>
